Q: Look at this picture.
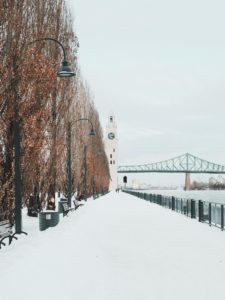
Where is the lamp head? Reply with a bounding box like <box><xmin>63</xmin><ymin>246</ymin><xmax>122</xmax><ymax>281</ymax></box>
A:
<box><xmin>88</xmin><ymin>128</ymin><xmax>96</xmax><ymax>136</ymax></box>
<box><xmin>57</xmin><ymin>59</ymin><xmax>75</xmax><ymax>77</ymax></box>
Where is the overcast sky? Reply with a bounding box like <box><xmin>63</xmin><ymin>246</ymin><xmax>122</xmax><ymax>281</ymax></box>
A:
<box><xmin>67</xmin><ymin>0</ymin><xmax>225</xmax><ymax>186</ymax></box>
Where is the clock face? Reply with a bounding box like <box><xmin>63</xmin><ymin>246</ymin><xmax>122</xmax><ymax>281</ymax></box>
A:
<box><xmin>108</xmin><ymin>132</ymin><xmax>115</xmax><ymax>140</ymax></box>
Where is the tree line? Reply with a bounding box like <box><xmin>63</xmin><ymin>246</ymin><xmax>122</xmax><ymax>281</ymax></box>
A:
<box><xmin>0</xmin><ymin>0</ymin><xmax>110</xmax><ymax>224</ymax></box>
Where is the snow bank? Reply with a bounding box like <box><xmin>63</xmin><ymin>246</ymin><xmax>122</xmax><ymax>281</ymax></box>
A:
<box><xmin>0</xmin><ymin>191</ymin><xmax>225</xmax><ymax>300</ymax></box>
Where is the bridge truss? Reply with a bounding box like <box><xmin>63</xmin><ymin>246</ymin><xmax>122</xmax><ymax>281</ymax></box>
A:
<box><xmin>118</xmin><ymin>153</ymin><xmax>225</xmax><ymax>174</ymax></box>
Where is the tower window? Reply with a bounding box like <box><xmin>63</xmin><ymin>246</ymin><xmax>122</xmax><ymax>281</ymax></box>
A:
<box><xmin>110</xmin><ymin>116</ymin><xmax>113</xmax><ymax>122</ymax></box>
<box><xmin>110</xmin><ymin>160</ymin><xmax>112</xmax><ymax>164</ymax></box>
<box><xmin>110</xmin><ymin>154</ymin><xmax>112</xmax><ymax>158</ymax></box>
<box><xmin>113</xmin><ymin>149</ymin><xmax>115</xmax><ymax>152</ymax></box>
<box><xmin>113</xmin><ymin>160</ymin><xmax>115</xmax><ymax>164</ymax></box>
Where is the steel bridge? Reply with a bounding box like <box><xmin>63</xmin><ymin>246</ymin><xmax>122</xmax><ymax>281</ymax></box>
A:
<box><xmin>118</xmin><ymin>153</ymin><xmax>225</xmax><ymax>174</ymax></box>
<box><xmin>118</xmin><ymin>153</ymin><xmax>225</xmax><ymax>190</ymax></box>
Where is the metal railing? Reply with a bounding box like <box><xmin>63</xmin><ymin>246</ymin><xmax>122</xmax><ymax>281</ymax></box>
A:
<box><xmin>123</xmin><ymin>189</ymin><xmax>225</xmax><ymax>231</ymax></box>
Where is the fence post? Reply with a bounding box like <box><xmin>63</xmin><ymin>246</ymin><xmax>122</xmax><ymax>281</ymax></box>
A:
<box><xmin>221</xmin><ymin>205</ymin><xmax>224</xmax><ymax>231</ymax></box>
<box><xmin>191</xmin><ymin>200</ymin><xmax>195</xmax><ymax>218</ymax></box>
<box><xmin>172</xmin><ymin>197</ymin><xmax>175</xmax><ymax>211</ymax></box>
<box><xmin>209</xmin><ymin>203</ymin><xmax>211</xmax><ymax>226</ymax></box>
<box><xmin>199</xmin><ymin>201</ymin><xmax>203</xmax><ymax>222</ymax></box>
<box><xmin>186</xmin><ymin>200</ymin><xmax>189</xmax><ymax>216</ymax></box>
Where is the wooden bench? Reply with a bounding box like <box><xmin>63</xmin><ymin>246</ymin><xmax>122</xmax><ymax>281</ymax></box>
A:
<box><xmin>0</xmin><ymin>220</ymin><xmax>14</xmax><ymax>249</ymax></box>
<box><xmin>73</xmin><ymin>200</ymin><xmax>84</xmax><ymax>210</ymax></box>
<box><xmin>61</xmin><ymin>203</ymin><xmax>75</xmax><ymax>217</ymax></box>
<box><xmin>61</xmin><ymin>201</ymin><xmax>84</xmax><ymax>217</ymax></box>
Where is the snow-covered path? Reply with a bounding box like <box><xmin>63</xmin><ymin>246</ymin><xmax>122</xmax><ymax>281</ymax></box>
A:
<box><xmin>1</xmin><ymin>191</ymin><xmax>225</xmax><ymax>300</ymax></box>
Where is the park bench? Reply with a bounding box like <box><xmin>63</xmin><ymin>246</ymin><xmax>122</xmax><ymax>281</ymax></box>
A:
<box><xmin>61</xmin><ymin>202</ymin><xmax>75</xmax><ymax>217</ymax></box>
<box><xmin>61</xmin><ymin>200</ymin><xmax>84</xmax><ymax>217</ymax></box>
<box><xmin>0</xmin><ymin>219</ymin><xmax>14</xmax><ymax>249</ymax></box>
<box><xmin>73</xmin><ymin>200</ymin><xmax>84</xmax><ymax>210</ymax></box>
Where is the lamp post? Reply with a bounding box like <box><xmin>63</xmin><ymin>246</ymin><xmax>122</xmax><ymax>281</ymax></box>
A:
<box><xmin>14</xmin><ymin>37</ymin><xmax>75</xmax><ymax>235</ymax></box>
<box><xmin>103</xmin><ymin>159</ymin><xmax>112</xmax><ymax>181</ymax></box>
<box><xmin>90</xmin><ymin>151</ymin><xmax>104</xmax><ymax>199</ymax></box>
<box><xmin>91</xmin><ymin>155</ymin><xmax>110</xmax><ymax>198</ymax></box>
<box><xmin>67</xmin><ymin>118</ymin><xmax>95</xmax><ymax>207</ymax></box>
<box><xmin>83</xmin><ymin>144</ymin><xmax>102</xmax><ymax>201</ymax></box>
<box><xmin>27</xmin><ymin>37</ymin><xmax>75</xmax><ymax>77</ymax></box>
<box><xmin>99</xmin><ymin>158</ymin><xmax>111</xmax><ymax>194</ymax></box>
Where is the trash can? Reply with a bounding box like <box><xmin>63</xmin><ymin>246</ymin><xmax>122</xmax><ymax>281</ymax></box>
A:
<box><xmin>39</xmin><ymin>212</ymin><xmax>59</xmax><ymax>231</ymax></box>
<box><xmin>58</xmin><ymin>199</ymin><xmax>68</xmax><ymax>214</ymax></box>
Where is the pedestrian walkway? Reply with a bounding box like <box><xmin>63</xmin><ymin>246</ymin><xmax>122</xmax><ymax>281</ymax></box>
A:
<box><xmin>0</xmin><ymin>191</ymin><xmax>225</xmax><ymax>300</ymax></box>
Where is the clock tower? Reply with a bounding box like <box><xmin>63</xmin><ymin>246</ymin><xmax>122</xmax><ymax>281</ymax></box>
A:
<box><xmin>105</xmin><ymin>112</ymin><xmax>118</xmax><ymax>191</ymax></box>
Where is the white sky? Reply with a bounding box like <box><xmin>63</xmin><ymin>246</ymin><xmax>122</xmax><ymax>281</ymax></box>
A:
<box><xmin>67</xmin><ymin>0</ymin><xmax>225</xmax><ymax>186</ymax></box>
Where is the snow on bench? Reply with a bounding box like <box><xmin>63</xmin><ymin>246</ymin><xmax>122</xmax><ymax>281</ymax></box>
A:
<box><xmin>0</xmin><ymin>219</ymin><xmax>13</xmax><ymax>249</ymax></box>
<box><xmin>61</xmin><ymin>203</ymin><xmax>75</xmax><ymax>217</ymax></box>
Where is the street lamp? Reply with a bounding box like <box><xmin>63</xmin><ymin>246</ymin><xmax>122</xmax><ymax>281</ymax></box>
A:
<box><xmin>83</xmin><ymin>143</ymin><xmax>102</xmax><ymax>201</ymax></box>
<box><xmin>103</xmin><ymin>159</ymin><xmax>112</xmax><ymax>181</ymax></box>
<box><xmin>90</xmin><ymin>151</ymin><xmax>103</xmax><ymax>198</ymax></box>
<box><xmin>90</xmin><ymin>155</ymin><xmax>111</xmax><ymax>198</ymax></box>
<box><xmin>28</xmin><ymin>37</ymin><xmax>75</xmax><ymax>77</ymax></box>
<box><xmin>98</xmin><ymin>158</ymin><xmax>111</xmax><ymax>195</ymax></box>
<box><xmin>67</xmin><ymin>118</ymin><xmax>96</xmax><ymax>207</ymax></box>
<box><xmin>14</xmin><ymin>37</ymin><xmax>75</xmax><ymax>235</ymax></box>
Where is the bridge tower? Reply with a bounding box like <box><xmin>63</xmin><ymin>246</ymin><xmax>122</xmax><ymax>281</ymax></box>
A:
<box><xmin>184</xmin><ymin>173</ymin><xmax>191</xmax><ymax>190</ymax></box>
<box><xmin>105</xmin><ymin>111</ymin><xmax>118</xmax><ymax>191</ymax></box>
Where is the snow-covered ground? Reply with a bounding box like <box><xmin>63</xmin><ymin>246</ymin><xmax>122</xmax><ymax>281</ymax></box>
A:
<box><xmin>1</xmin><ymin>191</ymin><xmax>225</xmax><ymax>300</ymax></box>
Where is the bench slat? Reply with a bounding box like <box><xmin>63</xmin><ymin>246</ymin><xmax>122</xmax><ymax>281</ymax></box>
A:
<box><xmin>61</xmin><ymin>203</ymin><xmax>74</xmax><ymax>217</ymax></box>
<box><xmin>0</xmin><ymin>220</ymin><xmax>9</xmax><ymax>226</ymax></box>
<box><xmin>0</xmin><ymin>220</ymin><xmax>12</xmax><ymax>238</ymax></box>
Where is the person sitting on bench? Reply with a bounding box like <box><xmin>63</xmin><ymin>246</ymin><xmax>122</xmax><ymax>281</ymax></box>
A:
<box><xmin>47</xmin><ymin>197</ymin><xmax>55</xmax><ymax>211</ymax></box>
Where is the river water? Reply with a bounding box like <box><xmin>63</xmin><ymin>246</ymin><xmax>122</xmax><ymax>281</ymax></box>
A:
<box><xmin>135</xmin><ymin>189</ymin><xmax>225</xmax><ymax>204</ymax></box>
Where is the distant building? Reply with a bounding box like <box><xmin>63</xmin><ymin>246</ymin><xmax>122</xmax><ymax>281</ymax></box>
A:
<box><xmin>132</xmin><ymin>180</ymin><xmax>140</xmax><ymax>189</ymax></box>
